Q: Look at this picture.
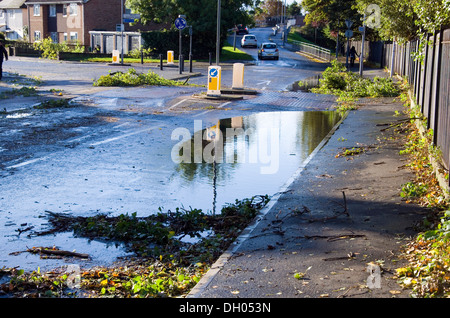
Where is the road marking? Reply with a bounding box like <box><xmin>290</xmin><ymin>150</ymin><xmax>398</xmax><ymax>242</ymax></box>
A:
<box><xmin>169</xmin><ymin>99</ymin><xmax>187</xmax><ymax>110</ymax></box>
<box><xmin>6</xmin><ymin>156</ymin><xmax>51</xmax><ymax>169</ymax></box>
<box><xmin>89</xmin><ymin>126</ymin><xmax>161</xmax><ymax>146</ymax></box>
<box><xmin>192</xmin><ymin>101</ymin><xmax>232</xmax><ymax>118</ymax></box>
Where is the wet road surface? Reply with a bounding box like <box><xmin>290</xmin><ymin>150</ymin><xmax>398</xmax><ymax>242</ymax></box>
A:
<box><xmin>0</xmin><ymin>28</ymin><xmax>340</xmax><ymax>271</ymax></box>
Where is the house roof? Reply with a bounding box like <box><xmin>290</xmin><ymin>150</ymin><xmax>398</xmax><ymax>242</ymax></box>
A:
<box><xmin>0</xmin><ymin>0</ymin><xmax>27</xmax><ymax>9</ymax></box>
<box><xmin>24</xmin><ymin>0</ymin><xmax>85</xmax><ymax>4</ymax></box>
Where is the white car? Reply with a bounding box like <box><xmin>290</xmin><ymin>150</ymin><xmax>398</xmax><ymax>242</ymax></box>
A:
<box><xmin>258</xmin><ymin>42</ymin><xmax>279</xmax><ymax>60</ymax></box>
<box><xmin>240</xmin><ymin>34</ymin><xmax>257</xmax><ymax>48</ymax></box>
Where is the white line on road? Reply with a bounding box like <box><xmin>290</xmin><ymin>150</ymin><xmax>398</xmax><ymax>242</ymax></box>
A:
<box><xmin>192</xmin><ymin>101</ymin><xmax>232</xmax><ymax>118</ymax></box>
<box><xmin>168</xmin><ymin>99</ymin><xmax>187</xmax><ymax>110</ymax></box>
<box><xmin>6</xmin><ymin>156</ymin><xmax>51</xmax><ymax>169</ymax></box>
<box><xmin>89</xmin><ymin>126</ymin><xmax>162</xmax><ymax>146</ymax></box>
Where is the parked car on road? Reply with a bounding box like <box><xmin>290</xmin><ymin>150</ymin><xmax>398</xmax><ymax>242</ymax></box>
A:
<box><xmin>258</xmin><ymin>42</ymin><xmax>279</xmax><ymax>60</ymax></box>
<box><xmin>240</xmin><ymin>34</ymin><xmax>257</xmax><ymax>48</ymax></box>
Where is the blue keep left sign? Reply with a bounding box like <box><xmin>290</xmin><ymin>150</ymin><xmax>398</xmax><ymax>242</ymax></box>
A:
<box><xmin>175</xmin><ymin>17</ymin><xmax>187</xmax><ymax>30</ymax></box>
<box><xmin>209</xmin><ymin>68</ymin><xmax>218</xmax><ymax>77</ymax></box>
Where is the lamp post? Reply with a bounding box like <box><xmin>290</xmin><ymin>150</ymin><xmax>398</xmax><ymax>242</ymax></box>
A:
<box><xmin>359</xmin><ymin>15</ymin><xmax>366</xmax><ymax>76</ymax></box>
<box><xmin>345</xmin><ymin>19</ymin><xmax>353</xmax><ymax>70</ymax></box>
<box><xmin>121</xmin><ymin>0</ymin><xmax>124</xmax><ymax>65</ymax></box>
<box><xmin>216</xmin><ymin>0</ymin><xmax>221</xmax><ymax>65</ymax></box>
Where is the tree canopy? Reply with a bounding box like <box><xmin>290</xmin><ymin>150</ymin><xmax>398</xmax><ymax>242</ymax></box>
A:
<box><xmin>301</xmin><ymin>0</ymin><xmax>450</xmax><ymax>43</ymax></box>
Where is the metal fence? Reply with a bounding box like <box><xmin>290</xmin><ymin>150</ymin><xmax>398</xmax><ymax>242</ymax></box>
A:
<box><xmin>383</xmin><ymin>28</ymin><xmax>450</xmax><ymax>181</ymax></box>
<box><xmin>289</xmin><ymin>40</ymin><xmax>332</xmax><ymax>61</ymax></box>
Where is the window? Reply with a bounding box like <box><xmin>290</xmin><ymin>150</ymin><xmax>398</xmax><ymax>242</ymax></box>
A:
<box><xmin>34</xmin><ymin>31</ymin><xmax>41</xmax><ymax>41</ymax></box>
<box><xmin>50</xmin><ymin>32</ymin><xmax>58</xmax><ymax>43</ymax></box>
<box><xmin>69</xmin><ymin>3</ymin><xmax>77</xmax><ymax>16</ymax></box>
<box><xmin>70</xmin><ymin>32</ymin><xmax>78</xmax><ymax>41</ymax></box>
<box><xmin>63</xmin><ymin>4</ymin><xmax>67</xmax><ymax>16</ymax></box>
<box><xmin>33</xmin><ymin>4</ymin><xmax>40</xmax><ymax>16</ymax></box>
<box><xmin>49</xmin><ymin>5</ymin><xmax>56</xmax><ymax>17</ymax></box>
<box><xmin>64</xmin><ymin>33</ymin><xmax>68</xmax><ymax>42</ymax></box>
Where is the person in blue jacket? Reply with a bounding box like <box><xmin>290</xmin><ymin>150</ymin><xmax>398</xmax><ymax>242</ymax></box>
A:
<box><xmin>0</xmin><ymin>39</ymin><xmax>8</xmax><ymax>81</ymax></box>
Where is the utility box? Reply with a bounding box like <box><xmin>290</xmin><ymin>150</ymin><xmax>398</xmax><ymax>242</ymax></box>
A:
<box><xmin>232</xmin><ymin>63</ymin><xmax>245</xmax><ymax>89</ymax></box>
<box><xmin>207</xmin><ymin>66</ymin><xmax>221</xmax><ymax>96</ymax></box>
<box><xmin>167</xmin><ymin>51</ymin><xmax>174</xmax><ymax>65</ymax></box>
<box><xmin>112</xmin><ymin>50</ymin><xmax>120</xmax><ymax>64</ymax></box>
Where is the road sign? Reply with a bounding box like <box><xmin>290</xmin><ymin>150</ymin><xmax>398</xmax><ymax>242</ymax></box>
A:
<box><xmin>345</xmin><ymin>30</ymin><xmax>354</xmax><ymax>38</ymax></box>
<box><xmin>209</xmin><ymin>68</ymin><xmax>219</xmax><ymax>77</ymax></box>
<box><xmin>345</xmin><ymin>19</ymin><xmax>353</xmax><ymax>28</ymax></box>
<box><xmin>175</xmin><ymin>17</ymin><xmax>187</xmax><ymax>30</ymax></box>
<box><xmin>123</xmin><ymin>13</ymin><xmax>140</xmax><ymax>23</ymax></box>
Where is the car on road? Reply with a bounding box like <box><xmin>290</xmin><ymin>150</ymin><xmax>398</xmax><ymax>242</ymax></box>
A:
<box><xmin>240</xmin><ymin>34</ymin><xmax>257</xmax><ymax>48</ymax></box>
<box><xmin>258</xmin><ymin>42</ymin><xmax>279</xmax><ymax>60</ymax></box>
<box><xmin>236</xmin><ymin>24</ymin><xmax>249</xmax><ymax>35</ymax></box>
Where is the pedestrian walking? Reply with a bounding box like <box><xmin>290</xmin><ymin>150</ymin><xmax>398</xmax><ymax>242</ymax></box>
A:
<box><xmin>0</xmin><ymin>40</ymin><xmax>8</xmax><ymax>81</ymax></box>
<box><xmin>349</xmin><ymin>46</ymin><xmax>359</xmax><ymax>67</ymax></box>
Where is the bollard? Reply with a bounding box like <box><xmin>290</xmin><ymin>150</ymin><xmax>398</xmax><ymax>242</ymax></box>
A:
<box><xmin>167</xmin><ymin>50</ymin><xmax>174</xmax><ymax>65</ymax></box>
<box><xmin>179</xmin><ymin>54</ymin><xmax>183</xmax><ymax>74</ymax></box>
<box><xmin>232</xmin><ymin>63</ymin><xmax>245</xmax><ymax>90</ymax></box>
<box><xmin>141</xmin><ymin>50</ymin><xmax>144</xmax><ymax>64</ymax></box>
<box><xmin>159</xmin><ymin>54</ymin><xmax>163</xmax><ymax>70</ymax></box>
<box><xmin>112</xmin><ymin>50</ymin><xmax>120</xmax><ymax>64</ymax></box>
<box><xmin>207</xmin><ymin>66</ymin><xmax>221</xmax><ymax>96</ymax></box>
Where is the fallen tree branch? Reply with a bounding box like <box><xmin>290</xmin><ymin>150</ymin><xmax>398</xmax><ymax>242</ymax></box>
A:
<box><xmin>26</xmin><ymin>246</ymin><xmax>89</xmax><ymax>259</ymax></box>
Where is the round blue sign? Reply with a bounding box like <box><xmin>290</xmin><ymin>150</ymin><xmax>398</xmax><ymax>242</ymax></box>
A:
<box><xmin>209</xmin><ymin>68</ymin><xmax>218</xmax><ymax>77</ymax></box>
<box><xmin>175</xmin><ymin>17</ymin><xmax>187</xmax><ymax>30</ymax></box>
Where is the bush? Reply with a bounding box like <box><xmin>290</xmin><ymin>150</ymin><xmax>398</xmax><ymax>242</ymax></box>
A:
<box><xmin>312</xmin><ymin>60</ymin><xmax>400</xmax><ymax>98</ymax></box>
<box><xmin>93</xmin><ymin>68</ymin><xmax>188</xmax><ymax>87</ymax></box>
<box><xmin>33</xmin><ymin>37</ymin><xmax>85</xmax><ymax>60</ymax></box>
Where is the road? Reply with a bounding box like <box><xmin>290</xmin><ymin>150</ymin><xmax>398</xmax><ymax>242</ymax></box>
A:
<box><xmin>0</xmin><ymin>27</ymin><xmax>337</xmax><ymax>271</ymax></box>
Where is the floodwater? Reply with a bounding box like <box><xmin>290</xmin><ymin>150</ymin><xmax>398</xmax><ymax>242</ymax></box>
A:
<box><xmin>0</xmin><ymin>110</ymin><xmax>342</xmax><ymax>270</ymax></box>
<box><xmin>170</xmin><ymin>111</ymin><xmax>342</xmax><ymax>214</ymax></box>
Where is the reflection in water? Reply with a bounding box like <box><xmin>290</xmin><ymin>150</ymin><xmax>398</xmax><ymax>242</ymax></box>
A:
<box><xmin>171</xmin><ymin>111</ymin><xmax>341</xmax><ymax>214</ymax></box>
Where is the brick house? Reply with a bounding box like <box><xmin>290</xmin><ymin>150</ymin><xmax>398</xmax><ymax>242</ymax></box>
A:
<box><xmin>24</xmin><ymin>0</ymin><xmax>161</xmax><ymax>52</ymax></box>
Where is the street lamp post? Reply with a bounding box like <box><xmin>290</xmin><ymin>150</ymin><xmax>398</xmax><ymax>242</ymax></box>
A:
<box><xmin>216</xmin><ymin>0</ymin><xmax>221</xmax><ymax>65</ymax></box>
<box><xmin>359</xmin><ymin>14</ymin><xmax>366</xmax><ymax>76</ymax></box>
<box><xmin>121</xmin><ymin>0</ymin><xmax>124</xmax><ymax>65</ymax></box>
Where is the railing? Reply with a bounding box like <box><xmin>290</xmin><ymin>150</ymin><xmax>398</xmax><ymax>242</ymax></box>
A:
<box><xmin>289</xmin><ymin>40</ymin><xmax>332</xmax><ymax>61</ymax></box>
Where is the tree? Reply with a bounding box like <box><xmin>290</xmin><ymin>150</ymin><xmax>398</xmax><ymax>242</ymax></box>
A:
<box><xmin>302</xmin><ymin>0</ymin><xmax>361</xmax><ymax>40</ymax></box>
<box><xmin>126</xmin><ymin>0</ymin><xmax>253</xmax><ymax>55</ymax></box>
<box><xmin>355</xmin><ymin>0</ymin><xmax>450</xmax><ymax>41</ymax></box>
<box><xmin>287</xmin><ymin>1</ymin><xmax>302</xmax><ymax>16</ymax></box>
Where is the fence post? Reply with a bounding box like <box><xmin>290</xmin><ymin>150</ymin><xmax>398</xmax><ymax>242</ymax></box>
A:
<box><xmin>427</xmin><ymin>30</ymin><xmax>437</xmax><ymax>130</ymax></box>
<box><xmin>421</xmin><ymin>33</ymin><xmax>430</xmax><ymax>113</ymax></box>
<box><xmin>432</xmin><ymin>28</ymin><xmax>443</xmax><ymax>145</ymax></box>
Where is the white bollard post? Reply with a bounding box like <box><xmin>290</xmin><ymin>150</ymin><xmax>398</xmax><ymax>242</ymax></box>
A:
<box><xmin>167</xmin><ymin>50</ymin><xmax>174</xmax><ymax>65</ymax></box>
<box><xmin>112</xmin><ymin>50</ymin><xmax>120</xmax><ymax>64</ymax></box>
<box><xmin>232</xmin><ymin>63</ymin><xmax>245</xmax><ymax>90</ymax></box>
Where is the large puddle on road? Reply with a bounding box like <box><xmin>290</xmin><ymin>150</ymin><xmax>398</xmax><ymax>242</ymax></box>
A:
<box><xmin>1</xmin><ymin>110</ymin><xmax>342</xmax><ymax>271</ymax></box>
<box><xmin>169</xmin><ymin>111</ymin><xmax>342</xmax><ymax>213</ymax></box>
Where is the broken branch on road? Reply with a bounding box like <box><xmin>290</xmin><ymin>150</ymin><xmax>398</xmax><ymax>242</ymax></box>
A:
<box><xmin>10</xmin><ymin>246</ymin><xmax>89</xmax><ymax>259</ymax></box>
